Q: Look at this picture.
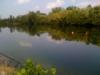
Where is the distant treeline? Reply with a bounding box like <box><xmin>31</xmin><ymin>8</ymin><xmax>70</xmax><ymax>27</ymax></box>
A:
<box><xmin>0</xmin><ymin>5</ymin><xmax>100</xmax><ymax>27</ymax></box>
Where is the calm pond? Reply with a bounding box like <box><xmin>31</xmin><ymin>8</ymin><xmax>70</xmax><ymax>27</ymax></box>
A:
<box><xmin>0</xmin><ymin>25</ymin><xmax>100</xmax><ymax>75</ymax></box>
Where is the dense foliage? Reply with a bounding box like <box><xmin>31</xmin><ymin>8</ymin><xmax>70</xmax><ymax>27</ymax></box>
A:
<box><xmin>16</xmin><ymin>59</ymin><xmax>56</xmax><ymax>75</ymax></box>
<box><xmin>0</xmin><ymin>5</ymin><xmax>100</xmax><ymax>27</ymax></box>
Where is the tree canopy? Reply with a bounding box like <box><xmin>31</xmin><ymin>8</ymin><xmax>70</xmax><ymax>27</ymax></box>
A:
<box><xmin>0</xmin><ymin>5</ymin><xmax>100</xmax><ymax>27</ymax></box>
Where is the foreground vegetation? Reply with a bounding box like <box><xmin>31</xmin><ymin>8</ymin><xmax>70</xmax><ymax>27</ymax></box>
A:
<box><xmin>0</xmin><ymin>5</ymin><xmax>100</xmax><ymax>27</ymax></box>
<box><xmin>16</xmin><ymin>59</ymin><xmax>56</xmax><ymax>75</ymax></box>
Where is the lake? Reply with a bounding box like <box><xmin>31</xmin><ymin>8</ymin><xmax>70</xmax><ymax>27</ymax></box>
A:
<box><xmin>0</xmin><ymin>25</ymin><xmax>100</xmax><ymax>75</ymax></box>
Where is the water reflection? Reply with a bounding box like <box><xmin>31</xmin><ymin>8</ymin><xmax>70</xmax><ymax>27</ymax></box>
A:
<box><xmin>0</xmin><ymin>25</ymin><xmax>100</xmax><ymax>75</ymax></box>
<box><xmin>1</xmin><ymin>25</ymin><xmax>99</xmax><ymax>47</ymax></box>
<box><xmin>46</xmin><ymin>35</ymin><xmax>65</xmax><ymax>44</ymax></box>
<box><xmin>18</xmin><ymin>41</ymin><xmax>32</xmax><ymax>47</ymax></box>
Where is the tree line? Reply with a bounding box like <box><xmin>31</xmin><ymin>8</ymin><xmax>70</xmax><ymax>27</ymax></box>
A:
<box><xmin>0</xmin><ymin>5</ymin><xmax>100</xmax><ymax>27</ymax></box>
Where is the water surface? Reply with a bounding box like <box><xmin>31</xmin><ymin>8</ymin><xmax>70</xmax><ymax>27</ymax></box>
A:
<box><xmin>0</xmin><ymin>26</ymin><xmax>100</xmax><ymax>75</ymax></box>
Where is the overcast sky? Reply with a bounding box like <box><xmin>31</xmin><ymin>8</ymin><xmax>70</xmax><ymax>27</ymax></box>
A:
<box><xmin>0</xmin><ymin>0</ymin><xmax>100</xmax><ymax>18</ymax></box>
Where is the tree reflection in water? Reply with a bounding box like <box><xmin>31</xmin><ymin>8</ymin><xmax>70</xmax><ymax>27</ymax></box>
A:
<box><xmin>0</xmin><ymin>25</ymin><xmax>99</xmax><ymax>47</ymax></box>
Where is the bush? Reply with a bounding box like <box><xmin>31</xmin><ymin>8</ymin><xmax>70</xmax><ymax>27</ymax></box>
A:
<box><xmin>16</xmin><ymin>59</ymin><xmax>56</xmax><ymax>75</ymax></box>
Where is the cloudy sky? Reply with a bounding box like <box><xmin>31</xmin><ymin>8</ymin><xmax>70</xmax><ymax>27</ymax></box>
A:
<box><xmin>0</xmin><ymin>0</ymin><xmax>100</xmax><ymax>18</ymax></box>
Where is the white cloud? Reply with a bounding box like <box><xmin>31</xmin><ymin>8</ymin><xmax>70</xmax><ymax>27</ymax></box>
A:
<box><xmin>34</xmin><ymin>6</ymin><xmax>40</xmax><ymax>11</ymax></box>
<box><xmin>46</xmin><ymin>0</ymin><xmax>64</xmax><ymax>9</ymax></box>
<box><xmin>47</xmin><ymin>36</ymin><xmax>65</xmax><ymax>44</ymax></box>
<box><xmin>75</xmin><ymin>0</ymin><xmax>100</xmax><ymax>7</ymax></box>
<box><xmin>76</xmin><ymin>2</ymin><xmax>91</xmax><ymax>7</ymax></box>
<box><xmin>92</xmin><ymin>0</ymin><xmax>100</xmax><ymax>6</ymax></box>
<box><xmin>17</xmin><ymin>0</ymin><xmax>31</xmax><ymax>4</ymax></box>
<box><xmin>71</xmin><ymin>0</ymin><xmax>77</xmax><ymax>3</ymax></box>
<box><xmin>18</xmin><ymin>41</ymin><xmax>32</xmax><ymax>47</ymax></box>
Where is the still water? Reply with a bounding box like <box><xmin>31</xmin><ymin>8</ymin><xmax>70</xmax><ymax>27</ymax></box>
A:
<box><xmin>0</xmin><ymin>26</ymin><xmax>100</xmax><ymax>75</ymax></box>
